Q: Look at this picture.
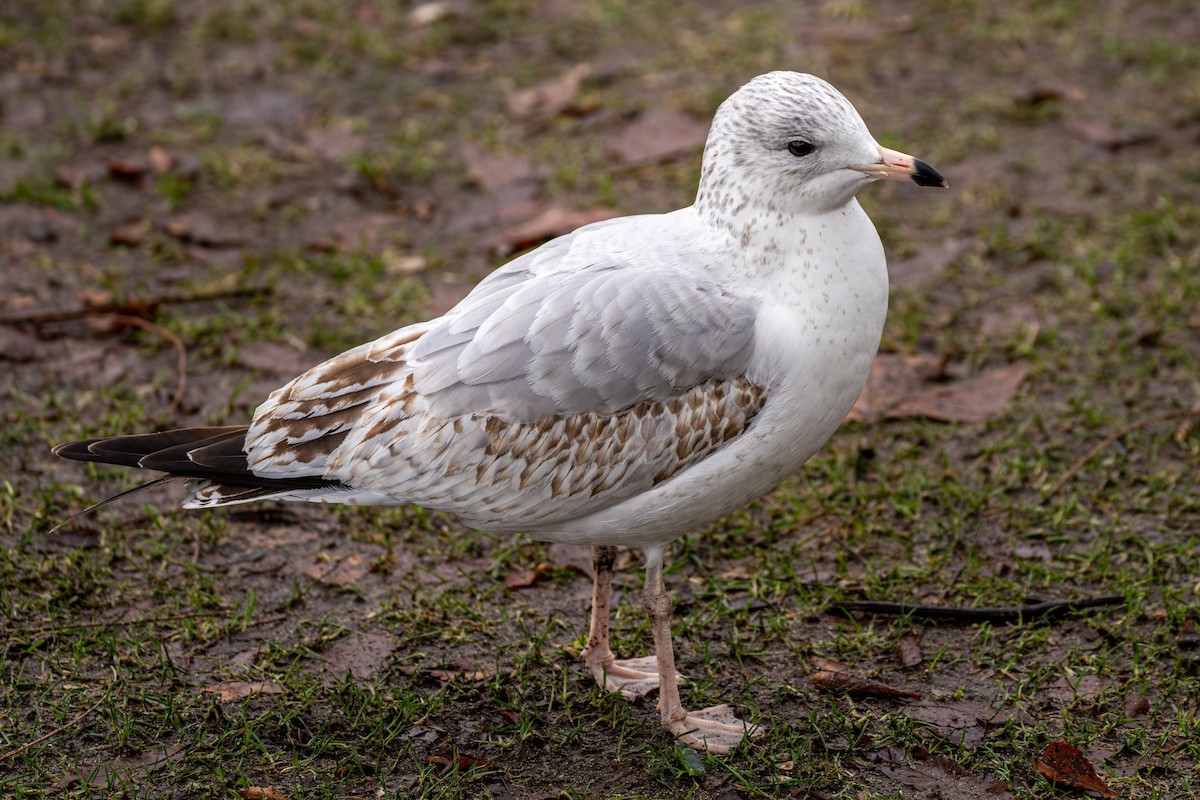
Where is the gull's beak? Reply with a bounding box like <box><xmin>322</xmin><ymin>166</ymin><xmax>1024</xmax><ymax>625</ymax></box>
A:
<box><xmin>854</xmin><ymin>144</ymin><xmax>948</xmax><ymax>188</ymax></box>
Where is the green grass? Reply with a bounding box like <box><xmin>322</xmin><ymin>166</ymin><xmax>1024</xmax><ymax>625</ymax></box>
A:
<box><xmin>2</xmin><ymin>0</ymin><xmax>1199</xmax><ymax>798</ymax></box>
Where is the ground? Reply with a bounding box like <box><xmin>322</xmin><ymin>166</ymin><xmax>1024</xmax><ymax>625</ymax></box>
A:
<box><xmin>1</xmin><ymin>1</ymin><xmax>1198</xmax><ymax>798</ymax></box>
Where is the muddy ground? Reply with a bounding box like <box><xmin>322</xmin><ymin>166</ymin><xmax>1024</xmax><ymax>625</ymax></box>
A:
<box><xmin>1</xmin><ymin>1</ymin><xmax>1198</xmax><ymax>798</ymax></box>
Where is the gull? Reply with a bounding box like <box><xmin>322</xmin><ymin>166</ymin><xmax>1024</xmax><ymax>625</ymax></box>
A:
<box><xmin>54</xmin><ymin>71</ymin><xmax>946</xmax><ymax>753</ymax></box>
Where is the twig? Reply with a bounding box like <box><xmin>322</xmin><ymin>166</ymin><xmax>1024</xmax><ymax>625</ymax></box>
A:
<box><xmin>0</xmin><ymin>696</ymin><xmax>105</xmax><ymax>762</ymax></box>
<box><xmin>108</xmin><ymin>314</ymin><xmax>187</xmax><ymax>412</ymax></box>
<box><xmin>14</xmin><ymin>610</ymin><xmax>227</xmax><ymax>637</ymax></box>
<box><xmin>833</xmin><ymin>594</ymin><xmax>1125</xmax><ymax>623</ymax></box>
<box><xmin>0</xmin><ymin>286</ymin><xmax>266</xmax><ymax>326</ymax></box>
<box><xmin>1047</xmin><ymin>407</ymin><xmax>1200</xmax><ymax>497</ymax></box>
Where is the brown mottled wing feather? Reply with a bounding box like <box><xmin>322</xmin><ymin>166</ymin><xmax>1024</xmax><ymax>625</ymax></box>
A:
<box><xmin>242</xmin><ymin>215</ymin><xmax>763</xmax><ymax>525</ymax></box>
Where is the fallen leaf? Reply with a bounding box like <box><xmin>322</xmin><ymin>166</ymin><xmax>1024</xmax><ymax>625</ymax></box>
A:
<box><xmin>888</xmin><ymin>365</ymin><xmax>1029</xmax><ymax>423</ymax></box>
<box><xmin>147</xmin><ymin>146</ymin><xmax>173</xmax><ymax>173</ymax></box>
<box><xmin>1034</xmin><ymin>741</ymin><xmax>1117</xmax><ymax>798</ymax></box>
<box><xmin>0</xmin><ymin>328</ymin><xmax>38</xmax><ymax>362</ymax></box>
<box><xmin>1069</xmin><ymin>120</ymin><xmax>1156</xmax><ymax>151</ymax></box>
<box><xmin>507</xmin><ymin>64</ymin><xmax>592</xmax><ymax>119</ymax></box>
<box><xmin>461</xmin><ymin>145</ymin><xmax>547</xmax><ymax>192</ymax></box>
<box><xmin>318</xmin><ymin>632</ymin><xmax>397</xmax><ymax>683</ymax></box>
<box><xmin>107</xmin><ymin>156</ymin><xmax>148</xmax><ymax>181</ymax></box>
<box><xmin>55</xmin><ymin>164</ymin><xmax>99</xmax><ymax>191</ymax></box>
<box><xmin>235</xmin><ymin>341</ymin><xmax>320</xmax><ymax>377</ymax></box>
<box><xmin>888</xmin><ymin>239</ymin><xmax>974</xmax><ymax>291</ymax></box>
<box><xmin>605</xmin><ymin>108</ymin><xmax>709</xmax><ymax>166</ymax></box>
<box><xmin>203</xmin><ymin>681</ymin><xmax>282</xmax><ymax>703</ymax></box>
<box><xmin>874</xmin><ymin>747</ymin><xmax>1013</xmax><ymax>798</ymax></box>
<box><xmin>546</xmin><ymin>543</ymin><xmax>595</xmax><ymax>578</ymax></box>
<box><xmin>303</xmin><ymin>553</ymin><xmax>372</xmax><ymax>586</ymax></box>
<box><xmin>382</xmin><ymin>251</ymin><xmax>427</xmax><ymax>275</ymax></box>
<box><xmin>109</xmin><ymin>217</ymin><xmax>149</xmax><ymax>247</ymax></box>
<box><xmin>63</xmin><ymin>745</ymin><xmax>187</xmax><ymax>790</ymax></box>
<box><xmin>896</xmin><ymin>633</ymin><xmax>923</xmax><ymax>669</ymax></box>
<box><xmin>429</xmin><ymin>659</ymin><xmax>494</xmax><ymax>686</ymax></box>
<box><xmin>496</xmin><ymin>205</ymin><xmax>620</xmax><ymax>254</ymax></box>
<box><xmin>238</xmin><ymin>788</ymin><xmax>291</xmax><ymax>800</ymax></box>
<box><xmin>902</xmin><ymin>700</ymin><xmax>1013</xmax><ymax>748</ymax></box>
<box><xmin>425</xmin><ymin>753</ymin><xmax>499</xmax><ymax>771</ymax></box>
<box><xmin>810</xmin><ymin>657</ymin><xmax>920</xmax><ymax>700</ymax></box>
<box><xmin>162</xmin><ymin>212</ymin><xmax>245</xmax><ymax>247</ymax></box>
<box><xmin>845</xmin><ymin>353</ymin><xmax>947</xmax><ymax>424</ymax></box>
<box><xmin>409</xmin><ymin>1</ymin><xmax>459</xmax><ymax>26</ymax></box>
<box><xmin>505</xmin><ymin>562</ymin><xmax>552</xmax><ymax>590</ymax></box>
<box><xmin>1012</xmin><ymin>84</ymin><xmax>1086</xmax><ymax>106</ymax></box>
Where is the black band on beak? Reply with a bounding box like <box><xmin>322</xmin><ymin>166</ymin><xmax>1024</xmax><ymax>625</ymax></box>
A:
<box><xmin>911</xmin><ymin>159</ymin><xmax>948</xmax><ymax>188</ymax></box>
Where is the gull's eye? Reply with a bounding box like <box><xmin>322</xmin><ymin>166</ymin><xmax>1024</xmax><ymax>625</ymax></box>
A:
<box><xmin>787</xmin><ymin>140</ymin><xmax>815</xmax><ymax>157</ymax></box>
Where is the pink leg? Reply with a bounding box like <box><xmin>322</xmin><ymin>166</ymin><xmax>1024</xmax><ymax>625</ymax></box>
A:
<box><xmin>642</xmin><ymin>546</ymin><xmax>760</xmax><ymax>754</ymax></box>
<box><xmin>581</xmin><ymin>545</ymin><xmax>671</xmax><ymax>699</ymax></box>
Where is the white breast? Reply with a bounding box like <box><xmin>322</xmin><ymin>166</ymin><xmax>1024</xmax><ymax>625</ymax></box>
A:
<box><xmin>526</xmin><ymin>200</ymin><xmax>888</xmax><ymax>547</ymax></box>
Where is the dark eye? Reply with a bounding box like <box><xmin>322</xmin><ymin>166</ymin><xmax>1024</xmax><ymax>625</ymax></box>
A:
<box><xmin>787</xmin><ymin>140</ymin><xmax>815</xmax><ymax>157</ymax></box>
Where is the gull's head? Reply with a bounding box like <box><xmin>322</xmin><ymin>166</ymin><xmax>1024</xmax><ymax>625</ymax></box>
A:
<box><xmin>697</xmin><ymin>71</ymin><xmax>946</xmax><ymax>216</ymax></box>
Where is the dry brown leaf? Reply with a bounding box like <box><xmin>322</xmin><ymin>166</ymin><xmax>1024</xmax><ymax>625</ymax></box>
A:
<box><xmin>162</xmin><ymin>212</ymin><xmax>245</xmax><ymax>247</ymax></box>
<box><xmin>606</xmin><ymin>108</ymin><xmax>709</xmax><ymax>166</ymax></box>
<box><xmin>425</xmin><ymin>753</ymin><xmax>499</xmax><ymax>771</ymax></box>
<box><xmin>845</xmin><ymin>353</ymin><xmax>947</xmax><ymax>424</ymax></box>
<box><xmin>888</xmin><ymin>239</ymin><xmax>974</xmax><ymax>291</ymax></box>
<box><xmin>1033</xmin><ymin>741</ymin><xmax>1117</xmax><ymax>797</ymax></box>
<box><xmin>238</xmin><ymin>788</ymin><xmax>291</xmax><ymax>800</ymax></box>
<box><xmin>506</xmin><ymin>64</ymin><xmax>592</xmax><ymax>119</ymax></box>
<box><xmin>60</xmin><ymin>745</ymin><xmax>187</xmax><ymax>790</ymax></box>
<box><xmin>1012</xmin><ymin>84</ymin><xmax>1086</xmax><ymax>106</ymax></box>
<box><xmin>148</xmin><ymin>146</ymin><xmax>173</xmax><ymax>173</ymax></box>
<box><xmin>234</xmin><ymin>341</ymin><xmax>319</xmax><ymax>377</ymax></box>
<box><xmin>0</xmin><ymin>328</ymin><xmax>39</xmax><ymax>362</ymax></box>
<box><xmin>505</xmin><ymin>562</ymin><xmax>551</xmax><ymax>590</ymax></box>
<box><xmin>496</xmin><ymin>206</ymin><xmax>621</xmax><ymax>254</ymax></box>
<box><xmin>304</xmin><ymin>553</ymin><xmax>372</xmax><ymax>586</ymax></box>
<box><xmin>888</xmin><ymin>364</ymin><xmax>1029</xmax><ymax>424</ymax></box>
<box><xmin>810</xmin><ymin>657</ymin><xmax>920</xmax><ymax>700</ymax></box>
<box><xmin>546</xmin><ymin>543</ymin><xmax>595</xmax><ymax>578</ymax></box>
<box><xmin>1180</xmin><ymin>619</ymin><xmax>1200</xmax><ymax>648</ymax></box>
<box><xmin>319</xmin><ymin>632</ymin><xmax>397</xmax><ymax>683</ymax></box>
<box><xmin>109</xmin><ymin>217</ymin><xmax>149</xmax><ymax>247</ymax></box>
<box><xmin>895</xmin><ymin>633</ymin><xmax>923</xmax><ymax>669</ymax></box>
<box><xmin>461</xmin><ymin>145</ymin><xmax>547</xmax><ymax>192</ymax></box>
<box><xmin>429</xmin><ymin>663</ymin><xmax>493</xmax><ymax>686</ymax></box>
<box><xmin>203</xmin><ymin>681</ymin><xmax>282</xmax><ymax>703</ymax></box>
<box><xmin>1069</xmin><ymin>120</ymin><xmax>1156</xmax><ymax>151</ymax></box>
<box><xmin>874</xmin><ymin>747</ymin><xmax>1013</xmax><ymax>798</ymax></box>
<box><xmin>902</xmin><ymin>700</ymin><xmax>1012</xmax><ymax>748</ymax></box>
<box><xmin>107</xmin><ymin>156</ymin><xmax>148</xmax><ymax>181</ymax></box>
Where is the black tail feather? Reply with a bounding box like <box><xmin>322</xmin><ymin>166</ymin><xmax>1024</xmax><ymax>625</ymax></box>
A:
<box><xmin>53</xmin><ymin>427</ymin><xmax>341</xmax><ymax>492</ymax></box>
<box><xmin>52</xmin><ymin>426</ymin><xmax>246</xmax><ymax>468</ymax></box>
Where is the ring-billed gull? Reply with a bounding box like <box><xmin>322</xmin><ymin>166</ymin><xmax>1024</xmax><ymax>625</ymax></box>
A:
<box><xmin>54</xmin><ymin>71</ymin><xmax>946</xmax><ymax>753</ymax></box>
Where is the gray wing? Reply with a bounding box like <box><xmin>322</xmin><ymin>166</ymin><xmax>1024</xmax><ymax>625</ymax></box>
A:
<box><xmin>243</xmin><ymin>214</ymin><xmax>764</xmax><ymax>527</ymax></box>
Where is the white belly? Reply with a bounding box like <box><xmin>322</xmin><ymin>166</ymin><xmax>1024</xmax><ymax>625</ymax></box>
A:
<box><xmin>527</xmin><ymin>202</ymin><xmax>889</xmax><ymax>547</ymax></box>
